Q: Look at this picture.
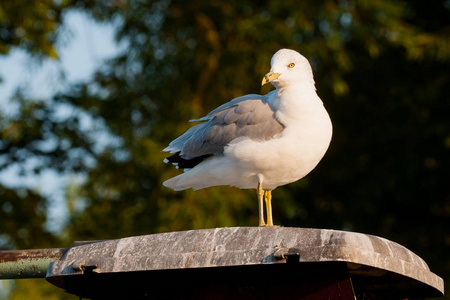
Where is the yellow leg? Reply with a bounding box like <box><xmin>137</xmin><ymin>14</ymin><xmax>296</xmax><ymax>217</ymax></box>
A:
<box><xmin>257</xmin><ymin>183</ymin><xmax>265</xmax><ymax>226</ymax></box>
<box><xmin>264</xmin><ymin>190</ymin><xmax>274</xmax><ymax>227</ymax></box>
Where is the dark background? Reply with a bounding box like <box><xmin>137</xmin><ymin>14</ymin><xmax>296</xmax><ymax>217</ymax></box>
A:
<box><xmin>1</xmin><ymin>0</ymin><xmax>449</xmax><ymax>298</ymax></box>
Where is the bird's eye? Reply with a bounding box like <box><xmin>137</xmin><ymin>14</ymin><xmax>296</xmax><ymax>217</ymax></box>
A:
<box><xmin>288</xmin><ymin>63</ymin><xmax>295</xmax><ymax>68</ymax></box>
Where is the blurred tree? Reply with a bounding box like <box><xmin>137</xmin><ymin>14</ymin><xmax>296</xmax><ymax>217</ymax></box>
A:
<box><xmin>1</xmin><ymin>0</ymin><xmax>449</xmax><ymax>299</ymax></box>
<box><xmin>0</xmin><ymin>0</ymin><xmax>64</xmax><ymax>57</ymax></box>
<box><xmin>0</xmin><ymin>1</ymin><xmax>94</xmax><ymax>298</ymax></box>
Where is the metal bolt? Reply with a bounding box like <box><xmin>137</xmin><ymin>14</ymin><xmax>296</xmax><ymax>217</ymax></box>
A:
<box><xmin>274</xmin><ymin>248</ymin><xmax>289</xmax><ymax>260</ymax></box>
<box><xmin>283</xmin><ymin>248</ymin><xmax>301</xmax><ymax>263</ymax></box>
<box><xmin>273</xmin><ymin>248</ymin><xmax>301</xmax><ymax>263</ymax></box>
<box><xmin>71</xmin><ymin>260</ymin><xmax>98</xmax><ymax>273</ymax></box>
<box><xmin>72</xmin><ymin>260</ymin><xmax>86</xmax><ymax>271</ymax></box>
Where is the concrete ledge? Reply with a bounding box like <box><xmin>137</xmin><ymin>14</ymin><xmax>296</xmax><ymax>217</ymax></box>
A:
<box><xmin>46</xmin><ymin>227</ymin><xmax>444</xmax><ymax>299</ymax></box>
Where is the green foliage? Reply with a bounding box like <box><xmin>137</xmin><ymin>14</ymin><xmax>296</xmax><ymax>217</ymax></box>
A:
<box><xmin>8</xmin><ymin>279</ymin><xmax>73</xmax><ymax>300</ymax></box>
<box><xmin>0</xmin><ymin>186</ymin><xmax>54</xmax><ymax>249</ymax></box>
<box><xmin>1</xmin><ymin>0</ymin><xmax>449</xmax><ymax>299</ymax></box>
<box><xmin>0</xmin><ymin>0</ymin><xmax>67</xmax><ymax>57</ymax></box>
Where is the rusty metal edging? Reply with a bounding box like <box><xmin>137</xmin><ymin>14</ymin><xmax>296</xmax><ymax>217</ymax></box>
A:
<box><xmin>0</xmin><ymin>248</ymin><xmax>68</xmax><ymax>279</ymax></box>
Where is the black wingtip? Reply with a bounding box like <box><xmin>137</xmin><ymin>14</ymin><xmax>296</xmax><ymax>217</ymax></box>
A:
<box><xmin>165</xmin><ymin>152</ymin><xmax>213</xmax><ymax>169</ymax></box>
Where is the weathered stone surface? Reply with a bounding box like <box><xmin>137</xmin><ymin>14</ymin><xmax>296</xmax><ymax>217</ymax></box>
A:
<box><xmin>46</xmin><ymin>227</ymin><xmax>444</xmax><ymax>298</ymax></box>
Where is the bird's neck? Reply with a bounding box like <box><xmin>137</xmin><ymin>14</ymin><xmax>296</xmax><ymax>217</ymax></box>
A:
<box><xmin>275</xmin><ymin>83</ymin><xmax>318</xmax><ymax>103</ymax></box>
<box><xmin>271</xmin><ymin>84</ymin><xmax>323</xmax><ymax>121</ymax></box>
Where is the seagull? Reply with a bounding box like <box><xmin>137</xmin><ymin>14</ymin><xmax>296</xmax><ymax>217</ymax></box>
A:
<box><xmin>163</xmin><ymin>49</ymin><xmax>332</xmax><ymax>227</ymax></box>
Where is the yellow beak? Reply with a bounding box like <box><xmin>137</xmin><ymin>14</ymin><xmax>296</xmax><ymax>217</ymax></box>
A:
<box><xmin>261</xmin><ymin>72</ymin><xmax>281</xmax><ymax>86</ymax></box>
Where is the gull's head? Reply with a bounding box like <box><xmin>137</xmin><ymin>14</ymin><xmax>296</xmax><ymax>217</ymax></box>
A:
<box><xmin>262</xmin><ymin>49</ymin><xmax>315</xmax><ymax>88</ymax></box>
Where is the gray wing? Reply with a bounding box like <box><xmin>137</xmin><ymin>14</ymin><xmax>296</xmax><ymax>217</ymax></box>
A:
<box><xmin>164</xmin><ymin>93</ymin><xmax>285</xmax><ymax>159</ymax></box>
